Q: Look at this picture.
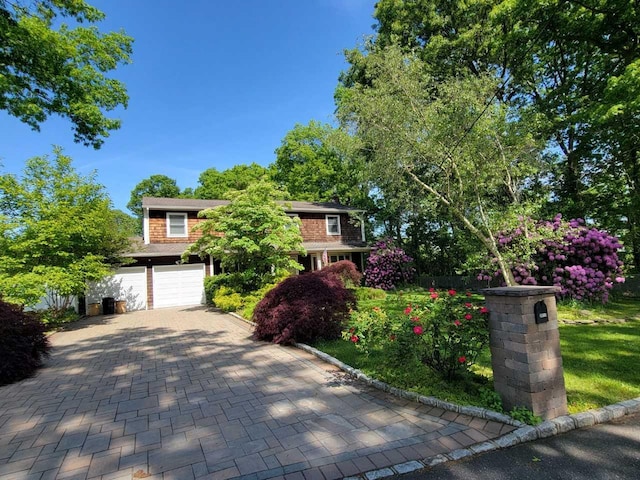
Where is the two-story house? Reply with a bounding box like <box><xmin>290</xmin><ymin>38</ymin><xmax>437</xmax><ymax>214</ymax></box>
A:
<box><xmin>87</xmin><ymin>197</ymin><xmax>369</xmax><ymax>310</ymax></box>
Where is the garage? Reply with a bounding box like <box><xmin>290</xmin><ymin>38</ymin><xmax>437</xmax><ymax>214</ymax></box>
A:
<box><xmin>88</xmin><ymin>266</ymin><xmax>148</xmax><ymax>311</ymax></box>
<box><xmin>152</xmin><ymin>263</ymin><xmax>205</xmax><ymax>308</ymax></box>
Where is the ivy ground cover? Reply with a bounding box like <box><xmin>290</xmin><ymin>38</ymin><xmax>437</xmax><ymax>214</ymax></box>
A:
<box><xmin>314</xmin><ymin>288</ymin><xmax>640</xmax><ymax>414</ymax></box>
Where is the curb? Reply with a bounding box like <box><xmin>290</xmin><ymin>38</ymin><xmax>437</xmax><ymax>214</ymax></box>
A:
<box><xmin>227</xmin><ymin>312</ymin><xmax>640</xmax><ymax>479</ymax></box>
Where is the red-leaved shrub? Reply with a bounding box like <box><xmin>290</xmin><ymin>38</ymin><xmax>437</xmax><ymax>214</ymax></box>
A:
<box><xmin>317</xmin><ymin>260</ymin><xmax>363</xmax><ymax>287</ymax></box>
<box><xmin>253</xmin><ymin>271</ymin><xmax>356</xmax><ymax>345</ymax></box>
<box><xmin>0</xmin><ymin>299</ymin><xmax>50</xmax><ymax>386</ymax></box>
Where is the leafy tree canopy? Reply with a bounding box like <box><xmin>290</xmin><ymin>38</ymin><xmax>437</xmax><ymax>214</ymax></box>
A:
<box><xmin>194</xmin><ymin>163</ymin><xmax>268</xmax><ymax>199</ymax></box>
<box><xmin>0</xmin><ymin>149</ymin><xmax>131</xmax><ymax>308</ymax></box>
<box><xmin>336</xmin><ymin>46</ymin><xmax>543</xmax><ymax>285</ymax></box>
<box><xmin>127</xmin><ymin>174</ymin><xmax>181</xmax><ymax>219</ymax></box>
<box><xmin>366</xmin><ymin>0</ymin><xmax>640</xmax><ymax>272</ymax></box>
<box><xmin>272</xmin><ymin>121</ymin><xmax>367</xmax><ymax>205</ymax></box>
<box><xmin>0</xmin><ymin>0</ymin><xmax>133</xmax><ymax>148</ymax></box>
<box><xmin>111</xmin><ymin>209</ymin><xmax>139</xmax><ymax>238</ymax></box>
<box><xmin>185</xmin><ymin>180</ymin><xmax>305</xmax><ymax>292</ymax></box>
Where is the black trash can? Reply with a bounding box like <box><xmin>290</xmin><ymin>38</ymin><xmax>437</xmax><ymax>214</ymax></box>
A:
<box><xmin>102</xmin><ymin>297</ymin><xmax>115</xmax><ymax>315</ymax></box>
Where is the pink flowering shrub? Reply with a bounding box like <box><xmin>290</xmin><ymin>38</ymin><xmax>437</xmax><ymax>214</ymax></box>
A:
<box><xmin>344</xmin><ymin>289</ymin><xmax>489</xmax><ymax>379</ymax></box>
<box><xmin>364</xmin><ymin>239</ymin><xmax>416</xmax><ymax>290</ymax></box>
<box><xmin>479</xmin><ymin>215</ymin><xmax>624</xmax><ymax>303</ymax></box>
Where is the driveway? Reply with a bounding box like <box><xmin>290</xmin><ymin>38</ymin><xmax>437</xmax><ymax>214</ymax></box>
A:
<box><xmin>0</xmin><ymin>308</ymin><xmax>515</xmax><ymax>480</ymax></box>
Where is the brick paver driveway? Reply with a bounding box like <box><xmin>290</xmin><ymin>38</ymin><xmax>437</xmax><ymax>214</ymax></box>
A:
<box><xmin>0</xmin><ymin>308</ymin><xmax>514</xmax><ymax>480</ymax></box>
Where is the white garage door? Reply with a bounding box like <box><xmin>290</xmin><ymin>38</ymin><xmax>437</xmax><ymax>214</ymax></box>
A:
<box><xmin>88</xmin><ymin>267</ymin><xmax>148</xmax><ymax>311</ymax></box>
<box><xmin>153</xmin><ymin>264</ymin><xmax>205</xmax><ymax>308</ymax></box>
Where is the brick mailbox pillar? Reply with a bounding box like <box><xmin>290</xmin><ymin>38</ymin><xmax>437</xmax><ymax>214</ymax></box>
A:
<box><xmin>482</xmin><ymin>286</ymin><xmax>568</xmax><ymax>420</ymax></box>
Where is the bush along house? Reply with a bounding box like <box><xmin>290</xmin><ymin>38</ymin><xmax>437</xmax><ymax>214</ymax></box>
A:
<box><xmin>87</xmin><ymin>197</ymin><xmax>369</xmax><ymax>311</ymax></box>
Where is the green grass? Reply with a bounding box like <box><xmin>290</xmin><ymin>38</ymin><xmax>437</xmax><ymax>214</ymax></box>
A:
<box><xmin>557</xmin><ymin>319</ymin><xmax>640</xmax><ymax>413</ymax></box>
<box><xmin>314</xmin><ymin>338</ymin><xmax>493</xmax><ymax>406</ymax></box>
<box><xmin>315</xmin><ymin>288</ymin><xmax>640</xmax><ymax>414</ymax></box>
<box><xmin>557</xmin><ymin>297</ymin><xmax>640</xmax><ymax>322</ymax></box>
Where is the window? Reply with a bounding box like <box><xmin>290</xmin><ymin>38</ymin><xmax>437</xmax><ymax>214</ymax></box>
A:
<box><xmin>167</xmin><ymin>212</ymin><xmax>188</xmax><ymax>237</ymax></box>
<box><xmin>326</xmin><ymin>215</ymin><xmax>341</xmax><ymax>235</ymax></box>
<box><xmin>330</xmin><ymin>254</ymin><xmax>352</xmax><ymax>263</ymax></box>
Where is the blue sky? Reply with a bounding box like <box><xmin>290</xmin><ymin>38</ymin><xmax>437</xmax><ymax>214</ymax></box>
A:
<box><xmin>0</xmin><ymin>0</ymin><xmax>377</xmax><ymax>212</ymax></box>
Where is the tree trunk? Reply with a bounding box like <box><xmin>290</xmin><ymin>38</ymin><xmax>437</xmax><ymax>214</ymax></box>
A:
<box><xmin>624</xmin><ymin>149</ymin><xmax>640</xmax><ymax>273</ymax></box>
<box><xmin>560</xmin><ymin>149</ymin><xmax>584</xmax><ymax>219</ymax></box>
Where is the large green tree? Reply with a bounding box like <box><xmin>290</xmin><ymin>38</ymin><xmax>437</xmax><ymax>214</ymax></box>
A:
<box><xmin>0</xmin><ymin>0</ymin><xmax>133</xmax><ymax>148</ymax></box>
<box><xmin>0</xmin><ymin>149</ymin><xmax>131</xmax><ymax>309</ymax></box>
<box><xmin>367</xmin><ymin>0</ymin><xmax>640</xmax><ymax>271</ymax></box>
<box><xmin>185</xmin><ymin>180</ymin><xmax>305</xmax><ymax>292</ymax></box>
<box><xmin>336</xmin><ymin>46</ymin><xmax>543</xmax><ymax>284</ymax></box>
<box><xmin>272</xmin><ymin>121</ymin><xmax>368</xmax><ymax>206</ymax></box>
<box><xmin>127</xmin><ymin>174</ymin><xmax>181</xmax><ymax>220</ymax></box>
<box><xmin>194</xmin><ymin>163</ymin><xmax>268</xmax><ymax>199</ymax></box>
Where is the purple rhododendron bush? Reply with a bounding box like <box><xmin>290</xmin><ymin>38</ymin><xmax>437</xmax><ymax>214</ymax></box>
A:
<box><xmin>480</xmin><ymin>215</ymin><xmax>625</xmax><ymax>302</ymax></box>
<box><xmin>253</xmin><ymin>266</ymin><xmax>357</xmax><ymax>345</ymax></box>
<box><xmin>364</xmin><ymin>238</ymin><xmax>415</xmax><ymax>290</ymax></box>
<box><xmin>0</xmin><ymin>298</ymin><xmax>50</xmax><ymax>386</ymax></box>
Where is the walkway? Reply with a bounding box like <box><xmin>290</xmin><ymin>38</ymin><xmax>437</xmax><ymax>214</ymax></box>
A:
<box><xmin>0</xmin><ymin>307</ymin><xmax>515</xmax><ymax>480</ymax></box>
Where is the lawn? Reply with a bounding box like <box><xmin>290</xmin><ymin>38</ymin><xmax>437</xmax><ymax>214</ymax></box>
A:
<box><xmin>314</xmin><ymin>288</ymin><xmax>640</xmax><ymax>414</ymax></box>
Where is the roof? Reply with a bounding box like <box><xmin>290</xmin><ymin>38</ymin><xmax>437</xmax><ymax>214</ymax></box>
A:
<box><xmin>302</xmin><ymin>241</ymin><xmax>370</xmax><ymax>252</ymax></box>
<box><xmin>124</xmin><ymin>240</ymin><xmax>192</xmax><ymax>258</ymax></box>
<box><xmin>124</xmin><ymin>239</ymin><xmax>370</xmax><ymax>258</ymax></box>
<box><xmin>141</xmin><ymin>197</ymin><xmax>364</xmax><ymax>214</ymax></box>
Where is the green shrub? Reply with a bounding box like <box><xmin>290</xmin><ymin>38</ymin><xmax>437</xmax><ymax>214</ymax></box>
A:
<box><xmin>355</xmin><ymin>287</ymin><xmax>387</xmax><ymax>302</ymax></box>
<box><xmin>213</xmin><ymin>286</ymin><xmax>244</xmax><ymax>312</ymax></box>
<box><xmin>240</xmin><ymin>281</ymin><xmax>280</xmax><ymax>320</ymax></box>
<box><xmin>39</xmin><ymin>307</ymin><xmax>79</xmax><ymax>328</ymax></box>
<box><xmin>509</xmin><ymin>406</ymin><xmax>542</xmax><ymax>425</ymax></box>
<box><xmin>204</xmin><ymin>273</ymin><xmax>248</xmax><ymax>304</ymax></box>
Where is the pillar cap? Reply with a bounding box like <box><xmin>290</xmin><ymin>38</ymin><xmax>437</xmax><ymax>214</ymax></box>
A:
<box><xmin>481</xmin><ymin>286</ymin><xmax>561</xmax><ymax>297</ymax></box>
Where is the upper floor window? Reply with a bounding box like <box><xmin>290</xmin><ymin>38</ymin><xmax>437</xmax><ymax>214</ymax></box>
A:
<box><xmin>167</xmin><ymin>212</ymin><xmax>188</xmax><ymax>237</ymax></box>
<box><xmin>326</xmin><ymin>215</ymin><xmax>341</xmax><ymax>235</ymax></box>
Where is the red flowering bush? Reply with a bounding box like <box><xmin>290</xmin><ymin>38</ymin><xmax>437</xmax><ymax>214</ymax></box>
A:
<box><xmin>0</xmin><ymin>298</ymin><xmax>50</xmax><ymax>386</ymax></box>
<box><xmin>345</xmin><ymin>290</ymin><xmax>489</xmax><ymax>379</ymax></box>
<box><xmin>253</xmin><ymin>271</ymin><xmax>356</xmax><ymax>345</ymax></box>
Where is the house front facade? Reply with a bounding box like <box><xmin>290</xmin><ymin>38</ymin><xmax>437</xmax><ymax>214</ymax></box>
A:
<box><xmin>87</xmin><ymin>197</ymin><xmax>369</xmax><ymax>311</ymax></box>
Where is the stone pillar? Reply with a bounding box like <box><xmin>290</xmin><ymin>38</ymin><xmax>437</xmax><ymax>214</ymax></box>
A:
<box><xmin>482</xmin><ymin>286</ymin><xmax>567</xmax><ymax>420</ymax></box>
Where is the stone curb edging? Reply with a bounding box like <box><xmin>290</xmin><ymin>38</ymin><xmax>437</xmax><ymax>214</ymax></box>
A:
<box><xmin>227</xmin><ymin>312</ymin><xmax>640</xmax><ymax>479</ymax></box>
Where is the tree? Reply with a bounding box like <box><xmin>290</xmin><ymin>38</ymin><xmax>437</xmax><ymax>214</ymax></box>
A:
<box><xmin>111</xmin><ymin>209</ymin><xmax>139</xmax><ymax>237</ymax></box>
<box><xmin>273</xmin><ymin>121</ymin><xmax>367</xmax><ymax>205</ymax></box>
<box><xmin>127</xmin><ymin>174</ymin><xmax>181</xmax><ymax>220</ymax></box>
<box><xmin>0</xmin><ymin>149</ymin><xmax>131</xmax><ymax>309</ymax></box>
<box><xmin>367</xmin><ymin>0</ymin><xmax>640</xmax><ymax>272</ymax></box>
<box><xmin>0</xmin><ymin>0</ymin><xmax>133</xmax><ymax>148</ymax></box>
<box><xmin>194</xmin><ymin>163</ymin><xmax>269</xmax><ymax>199</ymax></box>
<box><xmin>336</xmin><ymin>46</ymin><xmax>543</xmax><ymax>285</ymax></box>
<box><xmin>185</xmin><ymin>180</ymin><xmax>305</xmax><ymax>292</ymax></box>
